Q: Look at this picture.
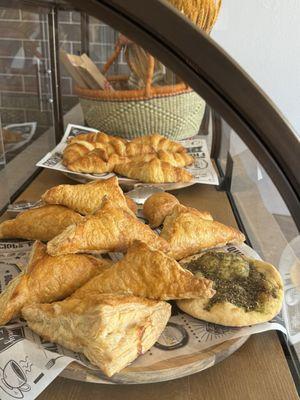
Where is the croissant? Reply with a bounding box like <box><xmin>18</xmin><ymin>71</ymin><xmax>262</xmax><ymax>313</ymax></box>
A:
<box><xmin>66</xmin><ymin>149</ymin><xmax>114</xmax><ymax>174</ymax></box>
<box><xmin>70</xmin><ymin>131</ymin><xmax>127</xmax><ymax>145</ymax></box>
<box><xmin>131</xmin><ymin>134</ymin><xmax>186</xmax><ymax>153</ymax></box>
<box><xmin>47</xmin><ymin>199</ymin><xmax>169</xmax><ymax>256</ymax></box>
<box><xmin>22</xmin><ymin>294</ymin><xmax>171</xmax><ymax>377</ymax></box>
<box><xmin>70</xmin><ymin>132</ymin><xmax>127</xmax><ymax>155</ymax></box>
<box><xmin>64</xmin><ymin>140</ymin><xmax>126</xmax><ymax>165</ymax></box>
<box><xmin>63</xmin><ymin>141</ymin><xmax>97</xmax><ymax>165</ymax></box>
<box><xmin>73</xmin><ymin>240</ymin><xmax>214</xmax><ymax>301</ymax></box>
<box><xmin>42</xmin><ymin>177</ymin><xmax>132</xmax><ymax>216</ymax></box>
<box><xmin>157</xmin><ymin>150</ymin><xmax>194</xmax><ymax>167</ymax></box>
<box><xmin>143</xmin><ymin>192</ymin><xmax>180</xmax><ymax>228</ymax></box>
<box><xmin>110</xmin><ymin>153</ymin><xmax>156</xmax><ymax>167</ymax></box>
<box><xmin>114</xmin><ymin>158</ymin><xmax>193</xmax><ymax>183</ymax></box>
<box><xmin>0</xmin><ymin>205</ymin><xmax>83</xmax><ymax>241</ymax></box>
<box><xmin>160</xmin><ymin>204</ymin><xmax>245</xmax><ymax>260</ymax></box>
<box><xmin>0</xmin><ymin>241</ymin><xmax>111</xmax><ymax>325</ymax></box>
<box><xmin>125</xmin><ymin>142</ymin><xmax>155</xmax><ymax>157</ymax></box>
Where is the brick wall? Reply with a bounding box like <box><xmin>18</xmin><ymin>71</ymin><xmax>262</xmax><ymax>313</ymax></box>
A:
<box><xmin>0</xmin><ymin>6</ymin><xmax>129</xmax><ymax>135</ymax></box>
<box><xmin>0</xmin><ymin>7</ymin><xmax>51</xmax><ymax>134</ymax></box>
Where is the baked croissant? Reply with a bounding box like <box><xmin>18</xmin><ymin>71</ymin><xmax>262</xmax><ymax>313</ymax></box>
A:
<box><xmin>143</xmin><ymin>192</ymin><xmax>180</xmax><ymax>228</ymax></box>
<box><xmin>70</xmin><ymin>132</ymin><xmax>127</xmax><ymax>156</ymax></box>
<box><xmin>69</xmin><ymin>131</ymin><xmax>127</xmax><ymax>145</ymax></box>
<box><xmin>0</xmin><ymin>205</ymin><xmax>83</xmax><ymax>241</ymax></box>
<box><xmin>63</xmin><ymin>141</ymin><xmax>107</xmax><ymax>165</ymax></box>
<box><xmin>22</xmin><ymin>294</ymin><xmax>171</xmax><ymax>377</ymax></box>
<box><xmin>110</xmin><ymin>153</ymin><xmax>156</xmax><ymax>167</ymax></box>
<box><xmin>157</xmin><ymin>150</ymin><xmax>194</xmax><ymax>167</ymax></box>
<box><xmin>67</xmin><ymin>149</ymin><xmax>114</xmax><ymax>174</ymax></box>
<box><xmin>114</xmin><ymin>158</ymin><xmax>193</xmax><ymax>183</ymax></box>
<box><xmin>73</xmin><ymin>240</ymin><xmax>214</xmax><ymax>301</ymax></box>
<box><xmin>47</xmin><ymin>199</ymin><xmax>169</xmax><ymax>256</ymax></box>
<box><xmin>0</xmin><ymin>241</ymin><xmax>111</xmax><ymax>325</ymax></box>
<box><xmin>160</xmin><ymin>204</ymin><xmax>245</xmax><ymax>260</ymax></box>
<box><xmin>42</xmin><ymin>177</ymin><xmax>131</xmax><ymax>216</ymax></box>
<box><xmin>131</xmin><ymin>134</ymin><xmax>186</xmax><ymax>153</ymax></box>
<box><xmin>125</xmin><ymin>143</ymin><xmax>155</xmax><ymax>157</ymax></box>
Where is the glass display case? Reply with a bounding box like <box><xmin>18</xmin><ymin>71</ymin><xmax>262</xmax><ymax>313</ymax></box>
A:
<box><xmin>0</xmin><ymin>0</ymin><xmax>299</xmax><ymax>398</ymax></box>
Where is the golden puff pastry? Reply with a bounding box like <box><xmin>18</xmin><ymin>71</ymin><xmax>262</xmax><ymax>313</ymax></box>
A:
<box><xmin>22</xmin><ymin>294</ymin><xmax>171</xmax><ymax>377</ymax></box>
<box><xmin>157</xmin><ymin>150</ymin><xmax>194</xmax><ymax>167</ymax></box>
<box><xmin>177</xmin><ymin>251</ymin><xmax>284</xmax><ymax>327</ymax></box>
<box><xmin>66</xmin><ymin>149</ymin><xmax>114</xmax><ymax>174</ymax></box>
<box><xmin>73</xmin><ymin>240</ymin><xmax>214</xmax><ymax>301</ymax></box>
<box><xmin>0</xmin><ymin>241</ymin><xmax>111</xmax><ymax>325</ymax></box>
<box><xmin>0</xmin><ymin>205</ymin><xmax>83</xmax><ymax>242</ymax></box>
<box><xmin>47</xmin><ymin>199</ymin><xmax>169</xmax><ymax>256</ymax></box>
<box><xmin>160</xmin><ymin>204</ymin><xmax>245</xmax><ymax>260</ymax></box>
<box><xmin>41</xmin><ymin>177</ymin><xmax>130</xmax><ymax>216</ymax></box>
<box><xmin>131</xmin><ymin>134</ymin><xmax>186</xmax><ymax>153</ymax></box>
<box><xmin>114</xmin><ymin>158</ymin><xmax>193</xmax><ymax>183</ymax></box>
<box><xmin>143</xmin><ymin>192</ymin><xmax>180</xmax><ymax>228</ymax></box>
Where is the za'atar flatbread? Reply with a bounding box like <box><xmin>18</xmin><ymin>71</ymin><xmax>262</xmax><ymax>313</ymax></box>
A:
<box><xmin>177</xmin><ymin>251</ymin><xmax>284</xmax><ymax>327</ymax></box>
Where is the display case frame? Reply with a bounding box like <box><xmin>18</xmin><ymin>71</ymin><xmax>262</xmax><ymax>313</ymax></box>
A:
<box><xmin>66</xmin><ymin>0</ymin><xmax>299</xmax><ymax>230</ymax></box>
<box><xmin>0</xmin><ymin>0</ymin><xmax>299</xmax><ymax>393</ymax></box>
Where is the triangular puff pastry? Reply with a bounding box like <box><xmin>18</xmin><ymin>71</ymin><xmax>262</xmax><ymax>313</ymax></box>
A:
<box><xmin>0</xmin><ymin>241</ymin><xmax>111</xmax><ymax>325</ymax></box>
<box><xmin>160</xmin><ymin>205</ymin><xmax>245</xmax><ymax>260</ymax></box>
<box><xmin>114</xmin><ymin>158</ymin><xmax>193</xmax><ymax>183</ymax></box>
<box><xmin>0</xmin><ymin>205</ymin><xmax>83</xmax><ymax>241</ymax></box>
<box><xmin>47</xmin><ymin>200</ymin><xmax>169</xmax><ymax>256</ymax></box>
<box><xmin>73</xmin><ymin>241</ymin><xmax>214</xmax><ymax>300</ymax></box>
<box><xmin>22</xmin><ymin>294</ymin><xmax>171</xmax><ymax>377</ymax></box>
<box><xmin>42</xmin><ymin>177</ymin><xmax>130</xmax><ymax>216</ymax></box>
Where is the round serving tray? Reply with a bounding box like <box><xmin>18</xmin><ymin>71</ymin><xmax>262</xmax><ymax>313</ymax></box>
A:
<box><xmin>63</xmin><ymin>171</ymin><xmax>196</xmax><ymax>191</ymax></box>
<box><xmin>60</xmin><ymin>335</ymin><xmax>248</xmax><ymax>384</ymax></box>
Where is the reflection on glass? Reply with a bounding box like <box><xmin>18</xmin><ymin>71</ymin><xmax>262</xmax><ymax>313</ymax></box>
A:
<box><xmin>0</xmin><ymin>5</ymin><xmax>54</xmax><ymax>204</ymax></box>
<box><xmin>58</xmin><ymin>15</ymin><xmax>206</xmax><ymax>139</ymax></box>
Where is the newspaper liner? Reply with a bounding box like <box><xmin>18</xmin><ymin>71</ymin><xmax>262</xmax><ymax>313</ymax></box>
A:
<box><xmin>36</xmin><ymin>124</ymin><xmax>219</xmax><ymax>187</ymax></box>
<box><xmin>0</xmin><ymin>237</ymin><xmax>287</xmax><ymax>399</ymax></box>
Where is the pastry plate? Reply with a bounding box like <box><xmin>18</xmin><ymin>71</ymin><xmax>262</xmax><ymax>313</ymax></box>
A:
<box><xmin>62</xmin><ymin>171</ymin><xmax>197</xmax><ymax>191</ymax></box>
<box><xmin>36</xmin><ymin>124</ymin><xmax>219</xmax><ymax>190</ymax></box>
<box><xmin>61</xmin><ymin>335</ymin><xmax>248</xmax><ymax>384</ymax></box>
<box><xmin>0</xmin><ymin>242</ymin><xmax>285</xmax><ymax>387</ymax></box>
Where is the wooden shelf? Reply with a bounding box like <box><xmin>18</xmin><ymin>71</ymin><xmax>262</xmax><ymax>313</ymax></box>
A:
<box><xmin>5</xmin><ymin>169</ymin><xmax>298</xmax><ymax>400</ymax></box>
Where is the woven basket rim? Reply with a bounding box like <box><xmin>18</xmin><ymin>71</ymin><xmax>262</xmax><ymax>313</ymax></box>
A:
<box><xmin>75</xmin><ymin>75</ymin><xmax>192</xmax><ymax>101</ymax></box>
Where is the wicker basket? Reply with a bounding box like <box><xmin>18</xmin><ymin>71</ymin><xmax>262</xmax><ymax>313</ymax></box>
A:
<box><xmin>75</xmin><ymin>45</ymin><xmax>205</xmax><ymax>140</ymax></box>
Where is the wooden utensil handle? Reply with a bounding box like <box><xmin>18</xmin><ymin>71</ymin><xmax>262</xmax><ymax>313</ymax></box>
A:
<box><xmin>102</xmin><ymin>36</ymin><xmax>157</xmax><ymax>98</ymax></box>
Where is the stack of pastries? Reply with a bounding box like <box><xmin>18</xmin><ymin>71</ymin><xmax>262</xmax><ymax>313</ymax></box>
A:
<box><xmin>62</xmin><ymin>132</ymin><xmax>194</xmax><ymax>183</ymax></box>
<box><xmin>0</xmin><ymin>179</ymin><xmax>283</xmax><ymax>377</ymax></box>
